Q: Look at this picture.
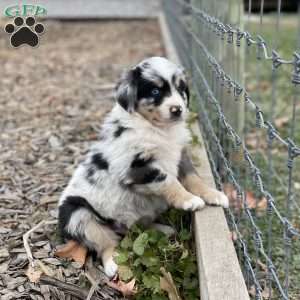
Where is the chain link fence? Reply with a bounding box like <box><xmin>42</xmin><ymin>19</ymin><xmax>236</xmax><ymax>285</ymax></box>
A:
<box><xmin>163</xmin><ymin>0</ymin><xmax>300</xmax><ymax>299</ymax></box>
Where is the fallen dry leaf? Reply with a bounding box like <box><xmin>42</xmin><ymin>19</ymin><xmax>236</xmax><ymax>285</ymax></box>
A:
<box><xmin>55</xmin><ymin>240</ymin><xmax>87</xmax><ymax>266</ymax></box>
<box><xmin>256</xmin><ymin>197</ymin><xmax>267</xmax><ymax>211</ymax></box>
<box><xmin>274</xmin><ymin>116</ymin><xmax>289</xmax><ymax>128</ymax></box>
<box><xmin>223</xmin><ymin>183</ymin><xmax>267</xmax><ymax>212</ymax></box>
<box><xmin>261</xmin><ymin>287</ymin><xmax>273</xmax><ymax>299</ymax></box>
<box><xmin>249</xmin><ymin>284</ymin><xmax>272</xmax><ymax>299</ymax></box>
<box><xmin>260</xmin><ymin>80</ymin><xmax>271</xmax><ymax>91</ymax></box>
<box><xmin>246</xmin><ymin>190</ymin><xmax>259</xmax><ymax>209</ymax></box>
<box><xmin>245</xmin><ymin>132</ymin><xmax>267</xmax><ymax>150</ymax></box>
<box><xmin>246</xmin><ymin>80</ymin><xmax>270</xmax><ymax>92</ymax></box>
<box><xmin>160</xmin><ymin>267</ymin><xmax>182</xmax><ymax>300</ymax></box>
<box><xmin>106</xmin><ymin>277</ymin><xmax>137</xmax><ymax>297</ymax></box>
<box><xmin>26</xmin><ymin>264</ymin><xmax>43</xmax><ymax>283</ymax></box>
<box><xmin>257</xmin><ymin>259</ymin><xmax>268</xmax><ymax>273</ymax></box>
<box><xmin>223</xmin><ymin>183</ymin><xmax>238</xmax><ymax>205</ymax></box>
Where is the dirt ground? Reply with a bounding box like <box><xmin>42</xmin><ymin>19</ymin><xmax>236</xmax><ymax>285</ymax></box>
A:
<box><xmin>0</xmin><ymin>20</ymin><xmax>164</xmax><ymax>300</ymax></box>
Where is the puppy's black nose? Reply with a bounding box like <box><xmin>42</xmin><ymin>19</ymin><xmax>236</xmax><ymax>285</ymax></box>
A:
<box><xmin>170</xmin><ymin>105</ymin><xmax>183</xmax><ymax>118</ymax></box>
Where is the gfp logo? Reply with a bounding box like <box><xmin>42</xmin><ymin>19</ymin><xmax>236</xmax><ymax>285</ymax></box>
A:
<box><xmin>4</xmin><ymin>4</ymin><xmax>47</xmax><ymax>18</ymax></box>
<box><xmin>4</xmin><ymin>4</ymin><xmax>47</xmax><ymax>48</ymax></box>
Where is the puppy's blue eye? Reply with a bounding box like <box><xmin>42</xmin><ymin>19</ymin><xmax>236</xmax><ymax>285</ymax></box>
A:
<box><xmin>151</xmin><ymin>88</ymin><xmax>160</xmax><ymax>96</ymax></box>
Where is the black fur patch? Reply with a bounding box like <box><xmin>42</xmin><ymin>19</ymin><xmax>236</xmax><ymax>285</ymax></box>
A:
<box><xmin>131</xmin><ymin>152</ymin><xmax>154</xmax><ymax>168</ymax></box>
<box><xmin>118</xmin><ymin>93</ymin><xmax>129</xmax><ymax>111</ymax></box>
<box><xmin>127</xmin><ymin>152</ymin><xmax>166</xmax><ymax>185</ymax></box>
<box><xmin>114</xmin><ymin>126</ymin><xmax>129</xmax><ymax>138</ymax></box>
<box><xmin>141</xmin><ymin>62</ymin><xmax>151</xmax><ymax>69</ymax></box>
<box><xmin>142</xmin><ymin>169</ymin><xmax>167</xmax><ymax>184</ymax></box>
<box><xmin>58</xmin><ymin>196</ymin><xmax>128</xmax><ymax>241</ymax></box>
<box><xmin>58</xmin><ymin>196</ymin><xmax>92</xmax><ymax>241</ymax></box>
<box><xmin>117</xmin><ymin>67</ymin><xmax>141</xmax><ymax>112</ymax></box>
<box><xmin>87</xmin><ymin>167</ymin><xmax>95</xmax><ymax>177</ymax></box>
<box><xmin>86</xmin><ymin>167</ymin><xmax>96</xmax><ymax>184</ymax></box>
<box><xmin>129</xmin><ymin>167</ymin><xmax>167</xmax><ymax>185</ymax></box>
<box><xmin>91</xmin><ymin>153</ymin><xmax>108</xmax><ymax>170</ymax></box>
<box><xmin>172</xmin><ymin>75</ymin><xmax>190</xmax><ymax>107</ymax></box>
<box><xmin>137</xmin><ymin>76</ymin><xmax>171</xmax><ymax>106</ymax></box>
<box><xmin>179</xmin><ymin>79</ymin><xmax>190</xmax><ymax>107</ymax></box>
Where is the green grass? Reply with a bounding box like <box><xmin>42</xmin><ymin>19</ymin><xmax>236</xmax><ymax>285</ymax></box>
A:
<box><xmin>245</xmin><ymin>18</ymin><xmax>299</xmax><ymax>142</ymax></box>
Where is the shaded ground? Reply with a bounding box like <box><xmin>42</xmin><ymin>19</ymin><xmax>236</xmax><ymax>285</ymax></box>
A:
<box><xmin>0</xmin><ymin>19</ymin><xmax>164</xmax><ymax>300</ymax></box>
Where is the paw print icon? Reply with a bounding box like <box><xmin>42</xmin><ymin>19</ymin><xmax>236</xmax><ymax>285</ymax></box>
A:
<box><xmin>4</xmin><ymin>16</ymin><xmax>45</xmax><ymax>48</ymax></box>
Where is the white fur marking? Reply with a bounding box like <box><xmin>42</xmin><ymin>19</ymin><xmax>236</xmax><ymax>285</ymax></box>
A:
<box><xmin>66</xmin><ymin>208</ymin><xmax>90</xmax><ymax>236</ymax></box>
<box><xmin>216</xmin><ymin>192</ymin><xmax>229</xmax><ymax>208</ymax></box>
<box><xmin>104</xmin><ymin>257</ymin><xmax>118</xmax><ymax>278</ymax></box>
<box><xmin>183</xmin><ymin>196</ymin><xmax>205</xmax><ymax>211</ymax></box>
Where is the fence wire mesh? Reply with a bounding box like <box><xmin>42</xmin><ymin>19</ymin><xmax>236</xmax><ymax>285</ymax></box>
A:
<box><xmin>163</xmin><ymin>0</ymin><xmax>300</xmax><ymax>299</ymax></box>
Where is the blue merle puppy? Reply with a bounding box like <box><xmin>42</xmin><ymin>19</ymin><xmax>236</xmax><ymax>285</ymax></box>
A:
<box><xmin>58</xmin><ymin>57</ymin><xmax>228</xmax><ymax>277</ymax></box>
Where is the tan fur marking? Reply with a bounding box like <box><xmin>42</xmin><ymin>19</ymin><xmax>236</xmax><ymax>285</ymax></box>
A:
<box><xmin>181</xmin><ymin>174</ymin><xmax>223</xmax><ymax>205</ymax></box>
<box><xmin>84</xmin><ymin>219</ymin><xmax>119</xmax><ymax>256</ymax></box>
<box><xmin>161</xmin><ymin>178</ymin><xmax>195</xmax><ymax>209</ymax></box>
<box><xmin>101</xmin><ymin>246</ymin><xmax>116</xmax><ymax>265</ymax></box>
<box><xmin>137</xmin><ymin>103</ymin><xmax>163</xmax><ymax>124</ymax></box>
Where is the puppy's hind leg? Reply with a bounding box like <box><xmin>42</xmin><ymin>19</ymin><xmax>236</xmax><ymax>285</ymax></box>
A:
<box><xmin>84</xmin><ymin>220</ymin><xmax>119</xmax><ymax>278</ymax></box>
<box><xmin>101</xmin><ymin>246</ymin><xmax>118</xmax><ymax>278</ymax></box>
<box><xmin>62</xmin><ymin>208</ymin><xmax>120</xmax><ymax>278</ymax></box>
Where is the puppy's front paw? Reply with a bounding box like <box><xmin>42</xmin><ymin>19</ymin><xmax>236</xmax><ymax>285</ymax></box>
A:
<box><xmin>104</xmin><ymin>258</ymin><xmax>118</xmax><ymax>278</ymax></box>
<box><xmin>183</xmin><ymin>196</ymin><xmax>205</xmax><ymax>211</ymax></box>
<box><xmin>216</xmin><ymin>192</ymin><xmax>229</xmax><ymax>208</ymax></box>
<box><xmin>205</xmin><ymin>190</ymin><xmax>229</xmax><ymax>208</ymax></box>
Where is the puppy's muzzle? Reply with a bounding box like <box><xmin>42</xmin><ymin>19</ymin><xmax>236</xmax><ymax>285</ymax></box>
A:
<box><xmin>170</xmin><ymin>105</ymin><xmax>183</xmax><ymax>119</ymax></box>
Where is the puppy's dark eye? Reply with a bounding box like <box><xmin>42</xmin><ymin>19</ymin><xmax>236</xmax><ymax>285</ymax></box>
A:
<box><xmin>151</xmin><ymin>88</ymin><xmax>160</xmax><ymax>96</ymax></box>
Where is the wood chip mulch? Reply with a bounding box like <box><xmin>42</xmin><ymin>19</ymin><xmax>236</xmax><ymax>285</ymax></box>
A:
<box><xmin>0</xmin><ymin>19</ymin><xmax>164</xmax><ymax>300</ymax></box>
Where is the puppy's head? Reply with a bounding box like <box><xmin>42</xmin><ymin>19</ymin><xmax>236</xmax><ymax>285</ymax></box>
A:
<box><xmin>116</xmin><ymin>57</ymin><xmax>189</xmax><ymax>127</ymax></box>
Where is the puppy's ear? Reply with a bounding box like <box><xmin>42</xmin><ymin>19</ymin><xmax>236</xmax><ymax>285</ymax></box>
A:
<box><xmin>116</xmin><ymin>67</ymin><xmax>141</xmax><ymax>113</ymax></box>
<box><xmin>178</xmin><ymin>68</ymin><xmax>190</xmax><ymax>108</ymax></box>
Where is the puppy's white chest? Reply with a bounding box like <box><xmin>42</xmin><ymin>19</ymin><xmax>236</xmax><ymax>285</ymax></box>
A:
<box><xmin>153</xmin><ymin>126</ymin><xmax>190</xmax><ymax>175</ymax></box>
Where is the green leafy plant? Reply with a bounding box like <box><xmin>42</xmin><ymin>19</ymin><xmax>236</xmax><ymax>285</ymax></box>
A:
<box><xmin>115</xmin><ymin>209</ymin><xmax>200</xmax><ymax>300</ymax></box>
